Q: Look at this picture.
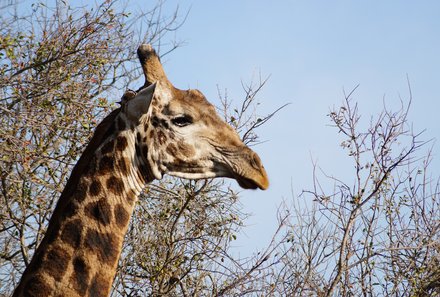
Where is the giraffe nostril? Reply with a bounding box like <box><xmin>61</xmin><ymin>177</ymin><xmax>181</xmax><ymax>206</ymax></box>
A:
<box><xmin>250</xmin><ymin>152</ymin><xmax>262</xmax><ymax>170</ymax></box>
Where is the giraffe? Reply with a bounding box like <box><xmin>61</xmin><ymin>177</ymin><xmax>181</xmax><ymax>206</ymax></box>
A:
<box><xmin>13</xmin><ymin>44</ymin><xmax>269</xmax><ymax>297</ymax></box>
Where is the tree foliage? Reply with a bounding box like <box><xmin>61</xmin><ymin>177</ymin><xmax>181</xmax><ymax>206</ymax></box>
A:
<box><xmin>265</xmin><ymin>87</ymin><xmax>440</xmax><ymax>296</ymax></box>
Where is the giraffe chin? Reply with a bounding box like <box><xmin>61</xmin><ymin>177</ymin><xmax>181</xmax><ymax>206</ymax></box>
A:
<box><xmin>236</xmin><ymin>175</ymin><xmax>269</xmax><ymax>190</ymax></box>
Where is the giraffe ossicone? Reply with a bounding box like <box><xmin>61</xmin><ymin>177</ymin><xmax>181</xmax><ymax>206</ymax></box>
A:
<box><xmin>13</xmin><ymin>44</ymin><xmax>268</xmax><ymax>297</ymax></box>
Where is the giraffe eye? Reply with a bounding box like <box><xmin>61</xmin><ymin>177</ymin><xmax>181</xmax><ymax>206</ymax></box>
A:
<box><xmin>171</xmin><ymin>115</ymin><xmax>193</xmax><ymax>127</ymax></box>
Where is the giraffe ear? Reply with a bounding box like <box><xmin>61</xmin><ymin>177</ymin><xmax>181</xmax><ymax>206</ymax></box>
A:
<box><xmin>126</xmin><ymin>83</ymin><xmax>157</xmax><ymax>121</ymax></box>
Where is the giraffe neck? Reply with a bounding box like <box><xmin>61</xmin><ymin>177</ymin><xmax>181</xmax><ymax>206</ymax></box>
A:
<box><xmin>14</xmin><ymin>111</ymin><xmax>152</xmax><ymax>297</ymax></box>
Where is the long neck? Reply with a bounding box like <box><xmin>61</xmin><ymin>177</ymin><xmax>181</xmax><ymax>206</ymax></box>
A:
<box><xmin>13</xmin><ymin>112</ymin><xmax>152</xmax><ymax>297</ymax></box>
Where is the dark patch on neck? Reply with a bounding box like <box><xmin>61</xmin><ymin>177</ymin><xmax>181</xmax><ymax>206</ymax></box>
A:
<box><xmin>134</xmin><ymin>131</ymin><xmax>154</xmax><ymax>181</ymax></box>
<box><xmin>89</xmin><ymin>179</ymin><xmax>103</xmax><ymax>196</ymax></box>
<box><xmin>73</xmin><ymin>180</ymin><xmax>88</xmax><ymax>203</ymax></box>
<box><xmin>84</xmin><ymin>198</ymin><xmax>113</xmax><ymax>226</ymax></box>
<box><xmin>100</xmin><ymin>138</ymin><xmax>115</xmax><ymax>155</ymax></box>
<box><xmin>116</xmin><ymin>135</ymin><xmax>128</xmax><ymax>151</ymax></box>
<box><xmin>60</xmin><ymin>219</ymin><xmax>83</xmax><ymax>248</ymax></box>
<box><xmin>135</xmin><ymin>132</ymin><xmax>142</xmax><ymax>157</ymax></box>
<box><xmin>114</xmin><ymin>204</ymin><xmax>130</xmax><ymax>229</ymax></box>
<box><xmin>64</xmin><ymin>200</ymin><xmax>81</xmax><ymax>219</ymax></box>
<box><xmin>98</xmin><ymin>156</ymin><xmax>114</xmax><ymax>176</ymax></box>
<box><xmin>43</xmin><ymin>245</ymin><xmax>70</xmax><ymax>282</ymax></box>
<box><xmin>106</xmin><ymin>176</ymin><xmax>124</xmax><ymax>195</ymax></box>
<box><xmin>84</xmin><ymin>229</ymin><xmax>119</xmax><ymax>265</ymax></box>
<box><xmin>44</xmin><ymin>220</ymin><xmax>61</xmax><ymax>246</ymax></box>
<box><xmin>71</xmin><ymin>256</ymin><xmax>90</xmax><ymax>296</ymax></box>
<box><xmin>85</xmin><ymin>155</ymin><xmax>98</xmax><ymax>177</ymax></box>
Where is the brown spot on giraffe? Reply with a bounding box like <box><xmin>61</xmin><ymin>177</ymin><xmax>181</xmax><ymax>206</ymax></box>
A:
<box><xmin>166</xmin><ymin>143</ymin><xmax>178</xmax><ymax>156</ymax></box>
<box><xmin>44</xmin><ymin>220</ymin><xmax>61</xmax><ymax>246</ymax></box>
<box><xmin>26</xmin><ymin>250</ymin><xmax>43</xmax><ymax>273</ymax></box>
<box><xmin>98</xmin><ymin>155</ymin><xmax>114</xmax><ymax>175</ymax></box>
<box><xmin>138</xmin><ymin>163</ymin><xmax>151</xmax><ymax>183</ymax></box>
<box><xmin>64</xmin><ymin>201</ymin><xmax>80</xmax><ymax>219</ymax></box>
<box><xmin>60</xmin><ymin>219</ymin><xmax>83</xmax><ymax>248</ymax></box>
<box><xmin>177</xmin><ymin>140</ymin><xmax>195</xmax><ymax>158</ymax></box>
<box><xmin>100</xmin><ymin>138</ymin><xmax>114</xmax><ymax>155</ymax></box>
<box><xmin>116</xmin><ymin>135</ymin><xmax>128</xmax><ymax>151</ymax></box>
<box><xmin>89</xmin><ymin>179</ymin><xmax>102</xmax><ymax>196</ymax></box>
<box><xmin>84</xmin><ymin>229</ymin><xmax>119</xmax><ymax>265</ymax></box>
<box><xmin>157</xmin><ymin>130</ymin><xmax>167</xmax><ymax>145</ymax></box>
<box><xmin>43</xmin><ymin>245</ymin><xmax>70</xmax><ymax>281</ymax></box>
<box><xmin>106</xmin><ymin>176</ymin><xmax>124</xmax><ymax>195</ymax></box>
<box><xmin>70</xmin><ymin>256</ymin><xmax>90</xmax><ymax>295</ymax></box>
<box><xmin>84</xmin><ymin>198</ymin><xmax>113</xmax><ymax>226</ymax></box>
<box><xmin>114</xmin><ymin>204</ymin><xmax>130</xmax><ymax>229</ymax></box>
<box><xmin>73</xmin><ymin>180</ymin><xmax>88</xmax><ymax>203</ymax></box>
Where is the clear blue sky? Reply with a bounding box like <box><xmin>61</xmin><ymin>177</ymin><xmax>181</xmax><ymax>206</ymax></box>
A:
<box><xmin>139</xmin><ymin>1</ymin><xmax>440</xmax><ymax>254</ymax></box>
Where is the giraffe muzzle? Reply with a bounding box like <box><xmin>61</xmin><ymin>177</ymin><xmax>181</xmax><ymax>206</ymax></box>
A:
<box><xmin>233</xmin><ymin>150</ymin><xmax>269</xmax><ymax>190</ymax></box>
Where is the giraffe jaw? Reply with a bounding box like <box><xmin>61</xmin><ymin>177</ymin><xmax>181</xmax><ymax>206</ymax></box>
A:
<box><xmin>164</xmin><ymin>152</ymin><xmax>270</xmax><ymax>190</ymax></box>
<box><xmin>166</xmin><ymin>169</ymin><xmax>269</xmax><ymax>190</ymax></box>
<box><xmin>235</xmin><ymin>173</ymin><xmax>269</xmax><ymax>190</ymax></box>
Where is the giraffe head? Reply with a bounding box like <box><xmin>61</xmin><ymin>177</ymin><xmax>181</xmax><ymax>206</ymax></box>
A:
<box><xmin>123</xmin><ymin>44</ymin><xmax>269</xmax><ymax>190</ymax></box>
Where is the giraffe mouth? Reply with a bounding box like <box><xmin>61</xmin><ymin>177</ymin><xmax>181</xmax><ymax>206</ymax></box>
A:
<box><xmin>167</xmin><ymin>163</ymin><xmax>269</xmax><ymax>190</ymax></box>
<box><xmin>235</xmin><ymin>172</ymin><xmax>269</xmax><ymax>190</ymax></box>
<box><xmin>236</xmin><ymin>176</ymin><xmax>261</xmax><ymax>190</ymax></box>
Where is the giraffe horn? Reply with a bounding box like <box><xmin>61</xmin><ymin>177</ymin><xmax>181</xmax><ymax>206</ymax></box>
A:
<box><xmin>137</xmin><ymin>44</ymin><xmax>172</xmax><ymax>89</ymax></box>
